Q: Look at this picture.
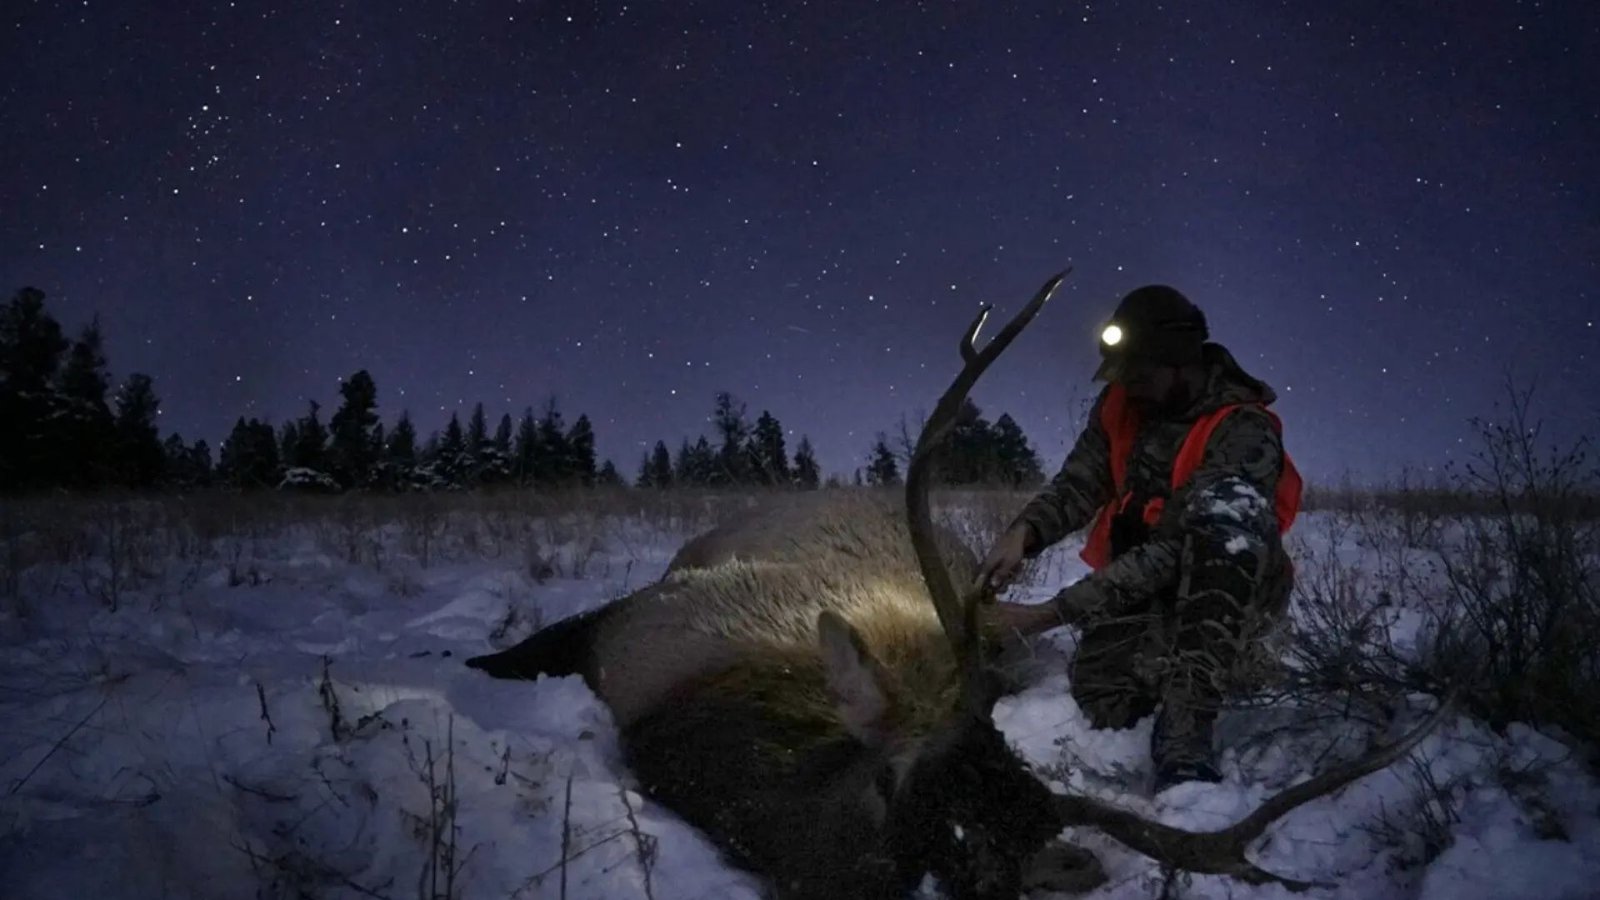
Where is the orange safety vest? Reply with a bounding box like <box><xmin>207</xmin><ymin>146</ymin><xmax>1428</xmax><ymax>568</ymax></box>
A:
<box><xmin>1080</xmin><ymin>383</ymin><xmax>1303</xmax><ymax>570</ymax></box>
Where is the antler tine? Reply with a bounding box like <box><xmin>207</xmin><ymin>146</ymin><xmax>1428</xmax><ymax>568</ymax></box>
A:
<box><xmin>905</xmin><ymin>269</ymin><xmax>1071</xmax><ymax>667</ymax></box>
<box><xmin>1053</xmin><ymin>695</ymin><xmax>1455</xmax><ymax>889</ymax></box>
<box><xmin>958</xmin><ymin>306</ymin><xmax>990</xmax><ymax>364</ymax></box>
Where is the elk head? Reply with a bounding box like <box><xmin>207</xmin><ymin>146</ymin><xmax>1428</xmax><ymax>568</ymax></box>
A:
<box><xmin>832</xmin><ymin>269</ymin><xmax>1072</xmax><ymax>898</ymax></box>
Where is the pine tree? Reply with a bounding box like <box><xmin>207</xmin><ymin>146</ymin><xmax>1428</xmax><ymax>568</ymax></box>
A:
<box><xmin>566</xmin><ymin>414</ymin><xmax>597</xmax><ymax>486</ymax></box>
<box><xmin>476</xmin><ymin>409</ymin><xmax>515</xmax><ymax>486</ymax></box>
<box><xmin>649</xmin><ymin>440</ymin><xmax>673</xmax><ymax>489</ymax></box>
<box><xmin>689</xmin><ymin>436</ymin><xmax>716</xmax><ymax>486</ymax></box>
<box><xmin>221</xmin><ymin>417</ymin><xmax>280</xmax><ymax>489</ymax></box>
<box><xmin>291</xmin><ymin>401</ymin><xmax>329</xmax><ymax>472</ymax></box>
<box><xmin>865</xmin><ymin>434</ymin><xmax>901</xmax><ymax>487</ymax></box>
<box><xmin>0</xmin><ymin>286</ymin><xmax>67</xmax><ymax>390</ymax></box>
<box><xmin>792</xmin><ymin>436</ymin><xmax>821</xmax><ymax>490</ymax></box>
<box><xmin>367</xmin><ymin>421</ymin><xmax>392</xmax><ymax>488</ymax></box>
<box><xmin>636</xmin><ymin>452</ymin><xmax>655</xmax><ymax>488</ymax></box>
<box><xmin>427</xmin><ymin>412</ymin><xmax>467</xmax><ymax>486</ymax></box>
<box><xmin>58</xmin><ymin>317</ymin><xmax>110</xmax><ymax>411</ymax></box>
<box><xmin>163</xmin><ymin>434</ymin><xmax>190</xmax><ymax>486</ymax></box>
<box><xmin>493</xmin><ymin>413</ymin><xmax>513</xmax><ymax>454</ymax></box>
<box><xmin>388</xmin><ymin>412</ymin><xmax>418</xmax><ymax>469</ymax></box>
<box><xmin>992</xmin><ymin>413</ymin><xmax>1044</xmax><ymax>487</ymax></box>
<box><xmin>279</xmin><ymin>421</ymin><xmax>300</xmax><ymax>468</ymax></box>
<box><xmin>112</xmin><ymin>373</ymin><xmax>163</xmax><ymax>488</ymax></box>
<box><xmin>941</xmin><ymin>398</ymin><xmax>1001</xmax><ymax>485</ymax></box>
<box><xmin>0</xmin><ymin>287</ymin><xmax>69</xmax><ymax>489</ymax></box>
<box><xmin>596</xmin><ymin>459</ymin><xmax>624</xmax><ymax>487</ymax></box>
<box><xmin>190</xmin><ymin>439</ymin><xmax>213</xmax><ymax>485</ymax></box>
<box><xmin>673</xmin><ymin>439</ymin><xmax>694</xmax><ymax>486</ymax></box>
<box><xmin>748</xmin><ymin>410</ymin><xmax>789</xmax><ymax>486</ymax></box>
<box><xmin>441</xmin><ymin>413</ymin><xmax>465</xmax><ymax>459</ymax></box>
<box><xmin>162</xmin><ymin>433</ymin><xmax>211</xmax><ymax>488</ymax></box>
<box><xmin>467</xmin><ymin>402</ymin><xmax>489</xmax><ymax>459</ymax></box>
<box><xmin>534</xmin><ymin>399</ymin><xmax>568</xmax><ymax>486</ymax></box>
<box><xmin>55</xmin><ymin>317</ymin><xmax>115</xmax><ymax>487</ymax></box>
<box><xmin>711</xmin><ymin>392</ymin><xmax>750</xmax><ymax>485</ymax></box>
<box><xmin>328</xmin><ymin>370</ymin><xmax>380</xmax><ymax>488</ymax></box>
<box><xmin>674</xmin><ymin>436</ymin><xmax>717</xmax><ymax>487</ymax></box>
<box><xmin>513</xmin><ymin>407</ymin><xmax>538</xmax><ymax>484</ymax></box>
<box><xmin>375</xmin><ymin>412</ymin><xmax>417</xmax><ymax>491</ymax></box>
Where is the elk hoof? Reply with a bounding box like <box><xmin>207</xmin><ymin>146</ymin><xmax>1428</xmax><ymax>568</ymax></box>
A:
<box><xmin>1020</xmin><ymin>840</ymin><xmax>1106</xmax><ymax>894</ymax></box>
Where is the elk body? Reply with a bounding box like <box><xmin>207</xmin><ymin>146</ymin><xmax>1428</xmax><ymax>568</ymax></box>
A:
<box><xmin>472</xmin><ymin>490</ymin><xmax>1063</xmax><ymax>898</ymax></box>
<box><xmin>468</xmin><ymin>272</ymin><xmax>1448</xmax><ymax>900</ymax></box>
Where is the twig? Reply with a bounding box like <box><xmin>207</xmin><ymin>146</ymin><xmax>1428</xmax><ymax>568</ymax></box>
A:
<box><xmin>617</xmin><ymin>785</ymin><xmax>658</xmax><ymax>900</ymax></box>
<box><xmin>318</xmin><ymin>656</ymin><xmax>346</xmax><ymax>742</ymax></box>
<box><xmin>221</xmin><ymin>772</ymin><xmax>297</xmax><ymax>803</ymax></box>
<box><xmin>445</xmin><ymin>716</ymin><xmax>458</xmax><ymax>900</ymax></box>
<box><xmin>7</xmin><ymin>690</ymin><xmax>112</xmax><ymax>796</ymax></box>
<box><xmin>494</xmin><ymin>745</ymin><xmax>511</xmax><ymax>786</ymax></box>
<box><xmin>231</xmin><ymin>835</ymin><xmax>397</xmax><ymax>899</ymax></box>
<box><xmin>561</xmin><ymin>775</ymin><xmax>574</xmax><ymax>900</ymax></box>
<box><xmin>255</xmin><ymin>680</ymin><xmax>276</xmax><ymax>745</ymax></box>
<box><xmin>528</xmin><ymin>829</ymin><xmax>632</xmax><ymax>881</ymax></box>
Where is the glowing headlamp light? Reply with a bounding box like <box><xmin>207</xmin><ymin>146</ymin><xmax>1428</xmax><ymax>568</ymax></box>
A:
<box><xmin>1100</xmin><ymin>324</ymin><xmax>1124</xmax><ymax>347</ymax></box>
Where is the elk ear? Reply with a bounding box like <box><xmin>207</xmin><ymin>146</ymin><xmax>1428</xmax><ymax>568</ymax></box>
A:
<box><xmin>817</xmin><ymin>611</ymin><xmax>892</xmax><ymax>746</ymax></box>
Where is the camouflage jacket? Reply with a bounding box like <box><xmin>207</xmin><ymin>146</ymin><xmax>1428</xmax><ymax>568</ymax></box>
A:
<box><xmin>1009</xmin><ymin>342</ymin><xmax>1289</xmax><ymax>617</ymax></box>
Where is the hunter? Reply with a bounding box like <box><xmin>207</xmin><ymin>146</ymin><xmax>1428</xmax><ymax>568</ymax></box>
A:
<box><xmin>976</xmin><ymin>284</ymin><xmax>1303</xmax><ymax>792</ymax></box>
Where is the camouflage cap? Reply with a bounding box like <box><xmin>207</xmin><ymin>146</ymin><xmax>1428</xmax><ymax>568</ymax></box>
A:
<box><xmin>1093</xmin><ymin>285</ymin><xmax>1209</xmax><ymax>382</ymax></box>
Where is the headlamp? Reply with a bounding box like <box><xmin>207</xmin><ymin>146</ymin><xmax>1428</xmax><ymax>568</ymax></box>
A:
<box><xmin>1100</xmin><ymin>324</ymin><xmax>1124</xmax><ymax>348</ymax></box>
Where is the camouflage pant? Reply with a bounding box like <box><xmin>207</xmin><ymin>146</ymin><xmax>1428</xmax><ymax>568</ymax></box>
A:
<box><xmin>1069</xmin><ymin>478</ymin><xmax>1292</xmax><ymax>771</ymax></box>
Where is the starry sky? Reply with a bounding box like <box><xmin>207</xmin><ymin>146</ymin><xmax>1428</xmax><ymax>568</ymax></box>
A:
<box><xmin>4</xmin><ymin>1</ymin><xmax>1597</xmax><ymax>483</ymax></box>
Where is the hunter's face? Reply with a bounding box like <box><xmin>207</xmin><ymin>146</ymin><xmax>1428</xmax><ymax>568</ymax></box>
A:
<box><xmin>1120</xmin><ymin>363</ymin><xmax>1179</xmax><ymax>404</ymax></box>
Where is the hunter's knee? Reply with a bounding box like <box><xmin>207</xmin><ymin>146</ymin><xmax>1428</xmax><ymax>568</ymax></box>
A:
<box><xmin>1177</xmin><ymin>477</ymin><xmax>1281</xmax><ymax>613</ymax></box>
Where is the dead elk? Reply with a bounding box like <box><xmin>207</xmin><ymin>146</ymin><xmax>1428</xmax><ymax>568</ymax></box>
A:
<box><xmin>467</xmin><ymin>270</ymin><xmax>1448</xmax><ymax>899</ymax></box>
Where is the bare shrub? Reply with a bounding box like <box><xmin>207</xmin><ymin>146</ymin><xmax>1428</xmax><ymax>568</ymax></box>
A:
<box><xmin>1290</xmin><ymin>381</ymin><xmax>1600</xmax><ymax>767</ymax></box>
<box><xmin>404</xmin><ymin>717</ymin><xmax>471</xmax><ymax>900</ymax></box>
<box><xmin>402</xmin><ymin>494</ymin><xmax>450</xmax><ymax>569</ymax></box>
<box><xmin>1</xmin><ymin>501</ymin><xmax>29</xmax><ymax>616</ymax></box>
<box><xmin>1418</xmin><ymin>389</ymin><xmax>1600</xmax><ymax>759</ymax></box>
<box><xmin>72</xmin><ymin>499</ymin><xmax>167</xmax><ymax>611</ymax></box>
<box><xmin>1362</xmin><ymin>753</ymin><xmax>1468</xmax><ymax>872</ymax></box>
<box><xmin>316</xmin><ymin>496</ymin><xmax>381</xmax><ymax>567</ymax></box>
<box><xmin>1279</xmin><ymin>514</ymin><xmax>1434</xmax><ymax>719</ymax></box>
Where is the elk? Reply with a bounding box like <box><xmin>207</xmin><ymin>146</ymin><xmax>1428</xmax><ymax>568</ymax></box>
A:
<box><xmin>467</xmin><ymin>271</ymin><xmax>1448</xmax><ymax>899</ymax></box>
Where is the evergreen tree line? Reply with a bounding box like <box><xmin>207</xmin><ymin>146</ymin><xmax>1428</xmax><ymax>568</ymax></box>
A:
<box><xmin>862</xmin><ymin>399</ymin><xmax>1047</xmax><ymax>489</ymax></box>
<box><xmin>0</xmin><ymin>287</ymin><xmax>174</xmax><ymax>491</ymax></box>
<box><xmin>634</xmin><ymin>392</ymin><xmax>824</xmax><ymax>490</ymax></box>
<box><xmin>0</xmin><ymin>287</ymin><xmax>619</xmax><ymax>493</ymax></box>
<box><xmin>218</xmin><ymin>391</ymin><xmax>618</xmax><ymax>493</ymax></box>
<box><xmin>635</xmin><ymin>392</ymin><xmax>1048</xmax><ymax>492</ymax></box>
<box><xmin>2</xmin><ymin>287</ymin><xmax>1049</xmax><ymax>495</ymax></box>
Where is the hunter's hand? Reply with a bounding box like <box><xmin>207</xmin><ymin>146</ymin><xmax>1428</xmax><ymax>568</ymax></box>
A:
<box><xmin>975</xmin><ymin>526</ymin><xmax>1031</xmax><ymax>594</ymax></box>
<box><xmin>980</xmin><ymin>601</ymin><xmax>1063</xmax><ymax>639</ymax></box>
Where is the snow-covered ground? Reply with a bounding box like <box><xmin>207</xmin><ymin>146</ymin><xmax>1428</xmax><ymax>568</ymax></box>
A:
<box><xmin>1</xmin><ymin>498</ymin><xmax>1596</xmax><ymax>899</ymax></box>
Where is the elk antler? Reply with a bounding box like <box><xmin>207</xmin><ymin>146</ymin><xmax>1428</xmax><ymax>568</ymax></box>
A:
<box><xmin>1054</xmin><ymin>695</ymin><xmax>1455</xmax><ymax>889</ymax></box>
<box><xmin>904</xmin><ymin>269</ymin><xmax>1071</xmax><ymax>674</ymax></box>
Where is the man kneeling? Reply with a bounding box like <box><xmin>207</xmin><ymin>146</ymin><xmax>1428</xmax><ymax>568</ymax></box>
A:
<box><xmin>977</xmin><ymin>284</ymin><xmax>1302</xmax><ymax>792</ymax></box>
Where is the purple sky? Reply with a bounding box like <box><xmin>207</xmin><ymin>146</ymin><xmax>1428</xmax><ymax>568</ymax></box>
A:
<box><xmin>4</xmin><ymin>1</ymin><xmax>1596</xmax><ymax>482</ymax></box>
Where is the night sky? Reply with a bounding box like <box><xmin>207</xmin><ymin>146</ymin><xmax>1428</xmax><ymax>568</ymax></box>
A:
<box><xmin>4</xmin><ymin>1</ymin><xmax>1597</xmax><ymax>483</ymax></box>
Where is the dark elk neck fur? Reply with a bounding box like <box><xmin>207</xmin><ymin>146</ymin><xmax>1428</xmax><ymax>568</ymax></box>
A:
<box><xmin>624</xmin><ymin>657</ymin><xmax>905</xmax><ymax>900</ymax></box>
